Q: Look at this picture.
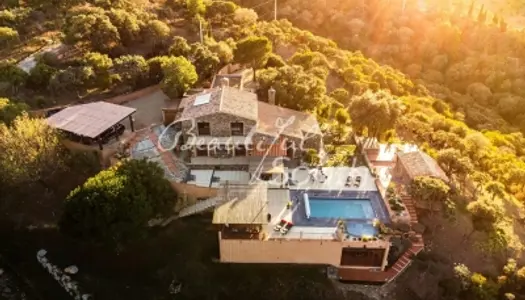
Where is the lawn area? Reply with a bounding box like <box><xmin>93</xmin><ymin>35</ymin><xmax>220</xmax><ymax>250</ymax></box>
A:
<box><xmin>0</xmin><ymin>213</ymin><xmax>347</xmax><ymax>300</ymax></box>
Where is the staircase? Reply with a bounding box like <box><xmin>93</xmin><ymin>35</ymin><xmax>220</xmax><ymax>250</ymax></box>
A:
<box><xmin>178</xmin><ymin>197</ymin><xmax>224</xmax><ymax>218</ymax></box>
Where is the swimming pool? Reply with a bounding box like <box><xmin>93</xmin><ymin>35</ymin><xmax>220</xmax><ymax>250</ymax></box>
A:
<box><xmin>308</xmin><ymin>198</ymin><xmax>375</xmax><ymax>219</ymax></box>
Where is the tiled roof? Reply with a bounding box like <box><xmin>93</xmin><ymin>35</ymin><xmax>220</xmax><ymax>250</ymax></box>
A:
<box><xmin>397</xmin><ymin>151</ymin><xmax>448</xmax><ymax>182</ymax></box>
<box><xmin>178</xmin><ymin>87</ymin><xmax>257</xmax><ymax>121</ymax></box>
<box><xmin>212</xmin><ymin>182</ymin><xmax>268</xmax><ymax>225</ymax></box>
<box><xmin>46</xmin><ymin>102</ymin><xmax>136</xmax><ymax>138</ymax></box>
<box><xmin>176</xmin><ymin>87</ymin><xmax>321</xmax><ymax>138</ymax></box>
<box><xmin>257</xmin><ymin>101</ymin><xmax>321</xmax><ymax>139</ymax></box>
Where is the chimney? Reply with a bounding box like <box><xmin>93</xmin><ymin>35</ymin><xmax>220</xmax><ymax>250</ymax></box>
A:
<box><xmin>220</xmin><ymin>77</ymin><xmax>229</xmax><ymax>88</ymax></box>
<box><xmin>268</xmin><ymin>86</ymin><xmax>276</xmax><ymax>105</ymax></box>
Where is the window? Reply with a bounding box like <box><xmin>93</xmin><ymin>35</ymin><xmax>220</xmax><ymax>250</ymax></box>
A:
<box><xmin>231</xmin><ymin>122</ymin><xmax>244</xmax><ymax>136</ymax></box>
<box><xmin>195</xmin><ymin>146</ymin><xmax>208</xmax><ymax>156</ymax></box>
<box><xmin>215</xmin><ymin>144</ymin><xmax>230</xmax><ymax>157</ymax></box>
<box><xmin>197</xmin><ymin>122</ymin><xmax>210</xmax><ymax>135</ymax></box>
<box><xmin>235</xmin><ymin>145</ymin><xmax>246</xmax><ymax>156</ymax></box>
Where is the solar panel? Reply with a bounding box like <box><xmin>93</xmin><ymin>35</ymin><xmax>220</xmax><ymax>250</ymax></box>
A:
<box><xmin>193</xmin><ymin>93</ymin><xmax>212</xmax><ymax>106</ymax></box>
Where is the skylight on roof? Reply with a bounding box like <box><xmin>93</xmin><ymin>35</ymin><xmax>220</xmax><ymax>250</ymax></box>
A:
<box><xmin>193</xmin><ymin>93</ymin><xmax>212</xmax><ymax>106</ymax></box>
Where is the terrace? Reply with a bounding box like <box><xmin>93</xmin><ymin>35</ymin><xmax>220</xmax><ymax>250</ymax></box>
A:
<box><xmin>264</xmin><ymin>166</ymin><xmax>390</xmax><ymax>241</ymax></box>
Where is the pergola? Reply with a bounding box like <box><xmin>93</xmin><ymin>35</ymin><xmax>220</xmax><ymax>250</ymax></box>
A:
<box><xmin>46</xmin><ymin>101</ymin><xmax>137</xmax><ymax>150</ymax></box>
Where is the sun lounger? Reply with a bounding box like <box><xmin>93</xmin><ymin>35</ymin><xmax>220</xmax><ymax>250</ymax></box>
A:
<box><xmin>354</xmin><ymin>176</ymin><xmax>362</xmax><ymax>187</ymax></box>
<box><xmin>345</xmin><ymin>176</ymin><xmax>353</xmax><ymax>187</ymax></box>
<box><xmin>280</xmin><ymin>222</ymin><xmax>293</xmax><ymax>234</ymax></box>
<box><xmin>274</xmin><ymin>220</ymin><xmax>287</xmax><ymax>231</ymax></box>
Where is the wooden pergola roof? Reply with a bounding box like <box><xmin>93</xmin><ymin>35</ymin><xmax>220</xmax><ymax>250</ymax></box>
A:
<box><xmin>46</xmin><ymin>102</ymin><xmax>136</xmax><ymax>138</ymax></box>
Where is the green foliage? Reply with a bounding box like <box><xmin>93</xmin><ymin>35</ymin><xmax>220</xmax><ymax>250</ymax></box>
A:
<box><xmin>143</xmin><ymin>20</ymin><xmax>170</xmax><ymax>47</ymax></box>
<box><xmin>186</xmin><ymin>0</ymin><xmax>206</xmax><ymax>17</ymax></box>
<box><xmin>169</xmin><ymin>36</ymin><xmax>191</xmax><ymax>57</ymax></box>
<box><xmin>303</xmin><ymin>148</ymin><xmax>320</xmax><ymax>166</ymax></box>
<box><xmin>0</xmin><ymin>26</ymin><xmax>18</xmax><ymax>45</ymax></box>
<box><xmin>258</xmin><ymin>65</ymin><xmax>326</xmax><ymax>111</ymax></box>
<box><xmin>348</xmin><ymin>90</ymin><xmax>402</xmax><ymax>139</ymax></box>
<box><xmin>205</xmin><ymin>38</ymin><xmax>235</xmax><ymax>65</ymax></box>
<box><xmin>83</xmin><ymin>52</ymin><xmax>113</xmax><ymax>88</ymax></box>
<box><xmin>289</xmin><ymin>50</ymin><xmax>329</xmax><ymax>71</ymax></box>
<box><xmin>410</xmin><ymin>176</ymin><xmax>450</xmax><ymax>210</ymax></box>
<box><xmin>436</xmin><ymin>148</ymin><xmax>473</xmax><ymax>177</ymax></box>
<box><xmin>64</xmin><ymin>8</ymin><xmax>120</xmax><ymax>52</ymax></box>
<box><xmin>0</xmin><ymin>98</ymin><xmax>28</xmax><ymax>125</ymax></box>
<box><xmin>113</xmin><ymin>55</ymin><xmax>148</xmax><ymax>89</ymax></box>
<box><xmin>60</xmin><ymin>159</ymin><xmax>176</xmax><ymax>248</ymax></box>
<box><xmin>265</xmin><ymin>53</ymin><xmax>285</xmax><ymax>68</ymax></box>
<box><xmin>329</xmin><ymin>88</ymin><xmax>350</xmax><ymax>106</ymax></box>
<box><xmin>467</xmin><ymin>197</ymin><xmax>504</xmax><ymax>233</ymax></box>
<box><xmin>325</xmin><ymin>145</ymin><xmax>355</xmax><ymax>167</ymax></box>
<box><xmin>0</xmin><ymin>115</ymin><xmax>64</xmax><ymax>186</ymax></box>
<box><xmin>106</xmin><ymin>8</ymin><xmax>143</xmax><ymax>47</ymax></box>
<box><xmin>0</xmin><ymin>60</ymin><xmax>27</xmax><ymax>92</ymax></box>
<box><xmin>160</xmin><ymin>56</ymin><xmax>198</xmax><ymax>98</ymax></box>
<box><xmin>189</xmin><ymin>42</ymin><xmax>220</xmax><ymax>81</ymax></box>
<box><xmin>334</xmin><ymin>107</ymin><xmax>349</xmax><ymax>125</ymax></box>
<box><xmin>234</xmin><ymin>36</ymin><xmax>272</xmax><ymax>80</ymax></box>
<box><xmin>27</xmin><ymin>61</ymin><xmax>57</xmax><ymax>90</ymax></box>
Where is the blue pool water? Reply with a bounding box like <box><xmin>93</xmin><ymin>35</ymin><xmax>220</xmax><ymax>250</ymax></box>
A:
<box><xmin>308</xmin><ymin>198</ymin><xmax>375</xmax><ymax>219</ymax></box>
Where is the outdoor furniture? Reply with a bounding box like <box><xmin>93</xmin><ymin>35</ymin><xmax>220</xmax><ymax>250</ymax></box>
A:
<box><xmin>274</xmin><ymin>220</ymin><xmax>287</xmax><ymax>231</ymax></box>
<box><xmin>280</xmin><ymin>222</ymin><xmax>293</xmax><ymax>234</ymax></box>
<box><xmin>354</xmin><ymin>176</ymin><xmax>362</xmax><ymax>187</ymax></box>
<box><xmin>345</xmin><ymin>176</ymin><xmax>353</xmax><ymax>187</ymax></box>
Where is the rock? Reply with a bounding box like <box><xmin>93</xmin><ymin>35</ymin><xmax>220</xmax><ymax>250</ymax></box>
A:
<box><xmin>82</xmin><ymin>294</ymin><xmax>92</xmax><ymax>300</ymax></box>
<box><xmin>65</xmin><ymin>266</ymin><xmax>79</xmax><ymax>275</ymax></box>
<box><xmin>3</xmin><ymin>287</ymin><xmax>11</xmax><ymax>293</ymax></box>
<box><xmin>37</xmin><ymin>249</ymin><xmax>47</xmax><ymax>257</ymax></box>
<box><xmin>0</xmin><ymin>269</ymin><xmax>3</xmax><ymax>276</ymax></box>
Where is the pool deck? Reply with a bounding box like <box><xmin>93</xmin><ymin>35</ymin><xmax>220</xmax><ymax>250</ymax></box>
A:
<box><xmin>266</xmin><ymin>188</ymin><xmax>391</xmax><ymax>241</ymax></box>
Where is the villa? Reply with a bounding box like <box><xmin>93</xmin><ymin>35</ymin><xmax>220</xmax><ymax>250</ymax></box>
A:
<box><xmin>162</xmin><ymin>77</ymin><xmax>323</xmax><ymax>186</ymax></box>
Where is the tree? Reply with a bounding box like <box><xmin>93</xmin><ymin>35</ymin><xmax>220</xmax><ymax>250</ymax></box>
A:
<box><xmin>348</xmin><ymin>90</ymin><xmax>403</xmax><ymax>139</ymax></box>
<box><xmin>186</xmin><ymin>0</ymin><xmax>205</xmax><ymax>17</ymax></box>
<box><xmin>206</xmin><ymin>38</ymin><xmax>234</xmax><ymax>65</ymax></box>
<box><xmin>0</xmin><ymin>26</ymin><xmax>18</xmax><ymax>45</ymax></box>
<box><xmin>169</xmin><ymin>36</ymin><xmax>191</xmax><ymax>57</ymax></box>
<box><xmin>303</xmin><ymin>148</ymin><xmax>320</xmax><ymax>166</ymax></box>
<box><xmin>160</xmin><ymin>56</ymin><xmax>198</xmax><ymax>98</ymax></box>
<box><xmin>113</xmin><ymin>55</ymin><xmax>149</xmax><ymax>89</ymax></box>
<box><xmin>60</xmin><ymin>159</ymin><xmax>176</xmax><ymax>248</ymax></box>
<box><xmin>437</xmin><ymin>148</ymin><xmax>473</xmax><ymax>178</ymax></box>
<box><xmin>334</xmin><ymin>108</ymin><xmax>350</xmax><ymax>125</ymax></box>
<box><xmin>234</xmin><ymin>36</ymin><xmax>272</xmax><ymax>81</ymax></box>
<box><xmin>106</xmin><ymin>9</ymin><xmax>143</xmax><ymax>47</ymax></box>
<box><xmin>64</xmin><ymin>11</ymin><xmax>120</xmax><ymax>52</ymax></box>
<box><xmin>143</xmin><ymin>20</ymin><xmax>170</xmax><ymax>48</ymax></box>
<box><xmin>83</xmin><ymin>52</ymin><xmax>113</xmax><ymax>88</ymax></box>
<box><xmin>0</xmin><ymin>115</ymin><xmax>65</xmax><ymax>187</ymax></box>
<box><xmin>27</xmin><ymin>61</ymin><xmax>57</xmax><ymax>90</ymax></box>
<box><xmin>289</xmin><ymin>50</ymin><xmax>329</xmax><ymax>71</ymax></box>
<box><xmin>258</xmin><ymin>65</ymin><xmax>326</xmax><ymax>111</ymax></box>
<box><xmin>0</xmin><ymin>98</ymin><xmax>28</xmax><ymax>125</ymax></box>
<box><xmin>486</xmin><ymin>181</ymin><xmax>505</xmax><ymax>200</ymax></box>
<box><xmin>0</xmin><ymin>60</ymin><xmax>27</xmax><ymax>93</ymax></box>
<box><xmin>410</xmin><ymin>176</ymin><xmax>450</xmax><ymax>211</ymax></box>
<box><xmin>467</xmin><ymin>197</ymin><xmax>504</xmax><ymax>234</ymax></box>
<box><xmin>189</xmin><ymin>43</ymin><xmax>220</xmax><ymax>81</ymax></box>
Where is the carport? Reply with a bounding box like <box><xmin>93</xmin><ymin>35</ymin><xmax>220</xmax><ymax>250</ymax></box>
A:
<box><xmin>46</xmin><ymin>101</ymin><xmax>137</xmax><ymax>150</ymax></box>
